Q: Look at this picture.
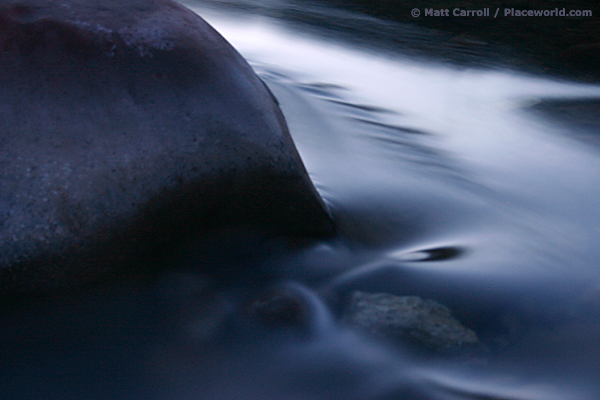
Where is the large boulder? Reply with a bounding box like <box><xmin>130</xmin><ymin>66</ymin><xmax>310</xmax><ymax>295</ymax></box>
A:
<box><xmin>0</xmin><ymin>0</ymin><xmax>333</xmax><ymax>292</ymax></box>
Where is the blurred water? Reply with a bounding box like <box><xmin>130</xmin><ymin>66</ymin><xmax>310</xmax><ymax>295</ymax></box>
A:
<box><xmin>2</xmin><ymin>2</ymin><xmax>600</xmax><ymax>399</ymax></box>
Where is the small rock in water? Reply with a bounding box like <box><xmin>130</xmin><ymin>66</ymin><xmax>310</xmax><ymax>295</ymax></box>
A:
<box><xmin>342</xmin><ymin>291</ymin><xmax>482</xmax><ymax>356</ymax></box>
<box><xmin>0</xmin><ymin>0</ymin><xmax>333</xmax><ymax>292</ymax></box>
<box><xmin>249</xmin><ymin>288</ymin><xmax>310</xmax><ymax>331</ymax></box>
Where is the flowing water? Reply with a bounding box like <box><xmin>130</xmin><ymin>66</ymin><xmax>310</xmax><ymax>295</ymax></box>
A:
<box><xmin>2</xmin><ymin>2</ymin><xmax>600</xmax><ymax>399</ymax></box>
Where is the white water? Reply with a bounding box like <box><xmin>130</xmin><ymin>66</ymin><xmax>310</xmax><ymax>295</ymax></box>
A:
<box><xmin>194</xmin><ymin>7</ymin><xmax>600</xmax><ymax>399</ymax></box>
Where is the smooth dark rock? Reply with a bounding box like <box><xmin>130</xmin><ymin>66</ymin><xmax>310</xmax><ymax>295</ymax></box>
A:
<box><xmin>0</xmin><ymin>0</ymin><xmax>333</xmax><ymax>292</ymax></box>
<box><xmin>249</xmin><ymin>287</ymin><xmax>310</xmax><ymax>331</ymax></box>
<box><xmin>247</xmin><ymin>282</ymin><xmax>333</xmax><ymax>338</ymax></box>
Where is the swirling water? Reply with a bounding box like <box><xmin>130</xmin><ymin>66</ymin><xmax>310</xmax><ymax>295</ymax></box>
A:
<box><xmin>2</xmin><ymin>2</ymin><xmax>600</xmax><ymax>399</ymax></box>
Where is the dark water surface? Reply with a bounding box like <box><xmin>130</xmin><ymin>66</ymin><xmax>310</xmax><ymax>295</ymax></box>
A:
<box><xmin>2</xmin><ymin>2</ymin><xmax>600</xmax><ymax>399</ymax></box>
